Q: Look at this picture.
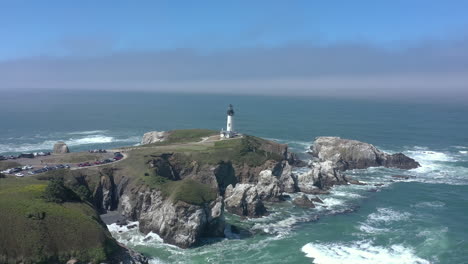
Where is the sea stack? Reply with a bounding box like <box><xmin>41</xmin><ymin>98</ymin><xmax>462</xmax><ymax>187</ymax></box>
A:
<box><xmin>53</xmin><ymin>141</ymin><xmax>70</xmax><ymax>154</ymax></box>
<box><xmin>310</xmin><ymin>137</ymin><xmax>420</xmax><ymax>170</ymax></box>
<box><xmin>141</xmin><ymin>131</ymin><xmax>169</xmax><ymax>145</ymax></box>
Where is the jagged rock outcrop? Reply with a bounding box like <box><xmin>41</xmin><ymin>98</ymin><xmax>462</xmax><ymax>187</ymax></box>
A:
<box><xmin>278</xmin><ymin>162</ymin><xmax>298</xmax><ymax>193</ymax></box>
<box><xmin>292</xmin><ymin>194</ymin><xmax>315</xmax><ymax>208</ymax></box>
<box><xmin>141</xmin><ymin>131</ymin><xmax>169</xmax><ymax>145</ymax></box>
<box><xmin>107</xmin><ymin>244</ymin><xmax>149</xmax><ymax>264</ymax></box>
<box><xmin>297</xmin><ymin>160</ymin><xmax>347</xmax><ymax>192</ymax></box>
<box><xmin>310</xmin><ymin>137</ymin><xmax>420</xmax><ymax>170</ymax></box>
<box><xmin>224</xmin><ymin>184</ymin><xmax>267</xmax><ymax>217</ymax></box>
<box><xmin>120</xmin><ymin>186</ymin><xmax>224</xmax><ymax>248</ymax></box>
<box><xmin>256</xmin><ymin>170</ymin><xmax>282</xmax><ymax>201</ymax></box>
<box><xmin>53</xmin><ymin>141</ymin><xmax>69</xmax><ymax>154</ymax></box>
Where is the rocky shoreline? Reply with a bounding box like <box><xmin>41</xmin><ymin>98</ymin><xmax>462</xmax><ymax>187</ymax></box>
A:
<box><xmin>0</xmin><ymin>130</ymin><xmax>421</xmax><ymax>263</ymax></box>
<box><xmin>95</xmin><ymin>133</ymin><xmax>420</xmax><ymax>249</ymax></box>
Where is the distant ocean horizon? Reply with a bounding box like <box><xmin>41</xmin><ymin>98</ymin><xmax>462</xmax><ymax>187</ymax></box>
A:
<box><xmin>1</xmin><ymin>89</ymin><xmax>467</xmax><ymax>263</ymax></box>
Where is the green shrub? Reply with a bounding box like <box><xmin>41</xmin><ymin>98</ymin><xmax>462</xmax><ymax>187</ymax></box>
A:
<box><xmin>74</xmin><ymin>185</ymin><xmax>91</xmax><ymax>201</ymax></box>
<box><xmin>43</xmin><ymin>178</ymin><xmax>78</xmax><ymax>203</ymax></box>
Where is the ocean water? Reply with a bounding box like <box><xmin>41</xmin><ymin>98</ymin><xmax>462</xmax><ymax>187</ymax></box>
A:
<box><xmin>1</xmin><ymin>90</ymin><xmax>468</xmax><ymax>264</ymax></box>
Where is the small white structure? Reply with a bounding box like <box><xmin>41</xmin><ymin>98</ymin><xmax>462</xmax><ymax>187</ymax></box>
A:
<box><xmin>220</xmin><ymin>104</ymin><xmax>237</xmax><ymax>138</ymax></box>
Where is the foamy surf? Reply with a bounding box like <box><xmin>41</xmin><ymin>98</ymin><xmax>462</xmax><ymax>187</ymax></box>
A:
<box><xmin>0</xmin><ymin>135</ymin><xmax>140</xmax><ymax>154</ymax></box>
<box><xmin>397</xmin><ymin>146</ymin><xmax>468</xmax><ymax>186</ymax></box>
<box><xmin>301</xmin><ymin>240</ymin><xmax>430</xmax><ymax>264</ymax></box>
<box><xmin>366</xmin><ymin>208</ymin><xmax>412</xmax><ymax>224</ymax></box>
<box><xmin>67</xmin><ymin>130</ymin><xmax>108</xmax><ymax>135</ymax></box>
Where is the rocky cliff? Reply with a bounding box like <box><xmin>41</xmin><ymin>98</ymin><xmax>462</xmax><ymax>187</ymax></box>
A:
<box><xmin>40</xmin><ymin>131</ymin><xmax>421</xmax><ymax>251</ymax></box>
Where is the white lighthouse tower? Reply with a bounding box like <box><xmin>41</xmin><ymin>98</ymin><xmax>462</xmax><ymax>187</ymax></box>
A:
<box><xmin>220</xmin><ymin>104</ymin><xmax>236</xmax><ymax>139</ymax></box>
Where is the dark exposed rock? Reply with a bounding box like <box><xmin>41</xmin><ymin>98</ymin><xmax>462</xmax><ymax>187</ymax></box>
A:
<box><xmin>292</xmin><ymin>194</ymin><xmax>315</xmax><ymax>208</ymax></box>
<box><xmin>391</xmin><ymin>175</ymin><xmax>413</xmax><ymax>180</ymax></box>
<box><xmin>214</xmin><ymin>161</ymin><xmax>237</xmax><ymax>195</ymax></box>
<box><xmin>147</xmin><ymin>154</ymin><xmax>180</xmax><ymax>181</ymax></box>
<box><xmin>310</xmin><ymin>137</ymin><xmax>420</xmax><ymax>170</ymax></box>
<box><xmin>108</xmin><ymin>243</ymin><xmax>149</xmax><ymax>264</ymax></box>
<box><xmin>116</xmin><ymin>219</ymin><xmax>128</xmax><ymax>227</ymax></box>
<box><xmin>349</xmin><ymin>180</ymin><xmax>367</xmax><ymax>185</ymax></box>
<box><xmin>310</xmin><ymin>196</ymin><xmax>324</xmax><ymax>204</ymax></box>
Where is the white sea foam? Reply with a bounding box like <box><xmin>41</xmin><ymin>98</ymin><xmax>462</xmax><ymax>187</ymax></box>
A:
<box><xmin>358</xmin><ymin>208</ymin><xmax>411</xmax><ymax>235</ymax></box>
<box><xmin>0</xmin><ymin>135</ymin><xmax>140</xmax><ymax>154</ymax></box>
<box><xmin>453</xmin><ymin>146</ymin><xmax>468</xmax><ymax>149</ymax></box>
<box><xmin>67</xmin><ymin>130</ymin><xmax>108</xmax><ymax>135</ymax></box>
<box><xmin>398</xmin><ymin>146</ymin><xmax>468</xmax><ymax>186</ymax></box>
<box><xmin>367</xmin><ymin>208</ymin><xmax>411</xmax><ymax>224</ymax></box>
<box><xmin>321</xmin><ymin>197</ymin><xmax>345</xmax><ymax>208</ymax></box>
<box><xmin>459</xmin><ymin>151</ymin><xmax>468</xmax><ymax>154</ymax></box>
<box><xmin>412</xmin><ymin>201</ymin><xmax>445</xmax><ymax>208</ymax></box>
<box><xmin>149</xmin><ymin>259</ymin><xmax>169</xmax><ymax>264</ymax></box>
<box><xmin>301</xmin><ymin>240</ymin><xmax>430</xmax><ymax>264</ymax></box>
<box><xmin>406</xmin><ymin>149</ymin><xmax>455</xmax><ymax>162</ymax></box>
<box><xmin>251</xmin><ymin>216</ymin><xmax>301</xmax><ymax>236</ymax></box>
<box><xmin>358</xmin><ymin>223</ymin><xmax>389</xmax><ymax>234</ymax></box>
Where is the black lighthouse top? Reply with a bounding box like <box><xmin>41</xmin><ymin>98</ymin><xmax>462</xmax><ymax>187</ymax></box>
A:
<box><xmin>227</xmin><ymin>104</ymin><xmax>234</xmax><ymax>116</ymax></box>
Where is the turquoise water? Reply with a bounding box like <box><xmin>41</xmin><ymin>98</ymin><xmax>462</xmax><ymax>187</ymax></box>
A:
<box><xmin>1</xmin><ymin>90</ymin><xmax>467</xmax><ymax>263</ymax></box>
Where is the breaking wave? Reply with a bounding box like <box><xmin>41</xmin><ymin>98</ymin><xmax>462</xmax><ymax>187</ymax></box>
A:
<box><xmin>67</xmin><ymin>130</ymin><xmax>108</xmax><ymax>135</ymax></box>
<box><xmin>400</xmin><ymin>146</ymin><xmax>468</xmax><ymax>186</ymax></box>
<box><xmin>0</xmin><ymin>134</ymin><xmax>140</xmax><ymax>154</ymax></box>
<box><xmin>366</xmin><ymin>208</ymin><xmax>412</xmax><ymax>224</ymax></box>
<box><xmin>301</xmin><ymin>240</ymin><xmax>430</xmax><ymax>264</ymax></box>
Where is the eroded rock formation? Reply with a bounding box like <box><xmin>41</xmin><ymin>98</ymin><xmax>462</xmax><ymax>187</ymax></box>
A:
<box><xmin>141</xmin><ymin>131</ymin><xmax>169</xmax><ymax>145</ymax></box>
<box><xmin>53</xmin><ymin>141</ymin><xmax>69</xmax><ymax>154</ymax></box>
<box><xmin>310</xmin><ymin>137</ymin><xmax>420</xmax><ymax>170</ymax></box>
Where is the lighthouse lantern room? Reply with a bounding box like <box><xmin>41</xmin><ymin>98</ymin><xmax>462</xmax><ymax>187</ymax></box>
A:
<box><xmin>220</xmin><ymin>104</ymin><xmax>237</xmax><ymax>139</ymax></box>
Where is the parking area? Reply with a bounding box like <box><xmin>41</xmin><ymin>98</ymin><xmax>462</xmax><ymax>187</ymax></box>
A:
<box><xmin>0</xmin><ymin>151</ymin><xmax>125</xmax><ymax>177</ymax></box>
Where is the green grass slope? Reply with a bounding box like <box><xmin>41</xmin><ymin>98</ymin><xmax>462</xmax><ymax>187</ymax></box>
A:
<box><xmin>0</xmin><ymin>177</ymin><xmax>119</xmax><ymax>264</ymax></box>
<box><xmin>113</xmin><ymin>133</ymin><xmax>284</xmax><ymax>205</ymax></box>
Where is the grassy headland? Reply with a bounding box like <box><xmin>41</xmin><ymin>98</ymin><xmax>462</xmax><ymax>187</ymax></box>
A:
<box><xmin>0</xmin><ymin>177</ymin><xmax>119</xmax><ymax>263</ymax></box>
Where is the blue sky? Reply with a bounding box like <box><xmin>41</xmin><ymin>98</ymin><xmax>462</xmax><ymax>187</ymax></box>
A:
<box><xmin>1</xmin><ymin>1</ymin><xmax>467</xmax><ymax>100</ymax></box>
<box><xmin>2</xmin><ymin>0</ymin><xmax>467</xmax><ymax>59</ymax></box>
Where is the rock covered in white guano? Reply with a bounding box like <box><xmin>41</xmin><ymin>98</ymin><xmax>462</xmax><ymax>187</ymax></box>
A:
<box><xmin>255</xmin><ymin>169</ymin><xmax>282</xmax><ymax>201</ymax></box>
<box><xmin>119</xmin><ymin>187</ymin><xmax>224</xmax><ymax>248</ymax></box>
<box><xmin>297</xmin><ymin>160</ymin><xmax>347</xmax><ymax>192</ymax></box>
<box><xmin>224</xmin><ymin>184</ymin><xmax>267</xmax><ymax>217</ymax></box>
<box><xmin>53</xmin><ymin>141</ymin><xmax>69</xmax><ymax>154</ymax></box>
<box><xmin>278</xmin><ymin>161</ymin><xmax>298</xmax><ymax>193</ymax></box>
<box><xmin>141</xmin><ymin>131</ymin><xmax>169</xmax><ymax>145</ymax></box>
<box><xmin>310</xmin><ymin>137</ymin><xmax>420</xmax><ymax>170</ymax></box>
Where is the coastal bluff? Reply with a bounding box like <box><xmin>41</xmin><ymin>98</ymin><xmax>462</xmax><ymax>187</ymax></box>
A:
<box><xmin>0</xmin><ymin>129</ymin><xmax>422</xmax><ymax>262</ymax></box>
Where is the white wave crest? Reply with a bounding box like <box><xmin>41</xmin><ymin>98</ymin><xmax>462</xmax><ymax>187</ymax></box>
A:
<box><xmin>0</xmin><ymin>135</ymin><xmax>140</xmax><ymax>154</ymax></box>
<box><xmin>412</xmin><ymin>201</ymin><xmax>445</xmax><ymax>208</ymax></box>
<box><xmin>453</xmin><ymin>146</ymin><xmax>468</xmax><ymax>149</ymax></box>
<box><xmin>405</xmin><ymin>149</ymin><xmax>455</xmax><ymax>162</ymax></box>
<box><xmin>367</xmin><ymin>208</ymin><xmax>411</xmax><ymax>224</ymax></box>
<box><xmin>399</xmin><ymin>146</ymin><xmax>468</xmax><ymax>186</ymax></box>
<box><xmin>302</xmin><ymin>240</ymin><xmax>430</xmax><ymax>264</ymax></box>
<box><xmin>67</xmin><ymin>130</ymin><xmax>108</xmax><ymax>135</ymax></box>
